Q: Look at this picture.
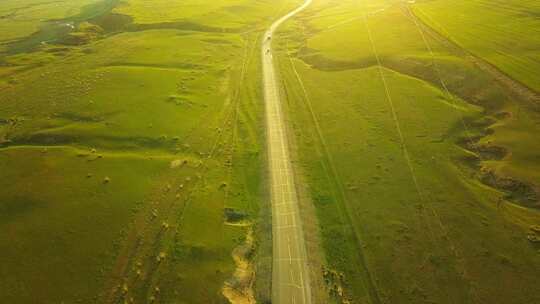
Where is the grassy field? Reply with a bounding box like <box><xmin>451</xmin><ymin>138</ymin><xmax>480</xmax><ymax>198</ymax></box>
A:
<box><xmin>0</xmin><ymin>0</ymin><xmax>301</xmax><ymax>303</ymax></box>
<box><xmin>0</xmin><ymin>0</ymin><xmax>103</xmax><ymax>44</ymax></box>
<box><xmin>1</xmin><ymin>0</ymin><xmax>539</xmax><ymax>303</ymax></box>
<box><xmin>412</xmin><ymin>0</ymin><xmax>540</xmax><ymax>92</ymax></box>
<box><xmin>276</xmin><ymin>0</ymin><xmax>540</xmax><ymax>303</ymax></box>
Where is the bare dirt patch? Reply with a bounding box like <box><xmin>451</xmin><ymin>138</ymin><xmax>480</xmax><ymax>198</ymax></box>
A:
<box><xmin>223</xmin><ymin>228</ymin><xmax>256</xmax><ymax>304</ymax></box>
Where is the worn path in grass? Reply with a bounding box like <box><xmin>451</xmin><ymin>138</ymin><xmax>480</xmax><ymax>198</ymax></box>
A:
<box><xmin>263</xmin><ymin>0</ymin><xmax>313</xmax><ymax>303</ymax></box>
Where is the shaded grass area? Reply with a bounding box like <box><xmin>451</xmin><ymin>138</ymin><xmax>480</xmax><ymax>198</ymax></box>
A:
<box><xmin>276</xmin><ymin>0</ymin><xmax>540</xmax><ymax>303</ymax></box>
<box><xmin>0</xmin><ymin>146</ymin><xmax>169</xmax><ymax>303</ymax></box>
<box><xmin>0</xmin><ymin>0</ymin><xmax>105</xmax><ymax>44</ymax></box>
<box><xmin>0</xmin><ymin>0</ymin><xmax>119</xmax><ymax>54</ymax></box>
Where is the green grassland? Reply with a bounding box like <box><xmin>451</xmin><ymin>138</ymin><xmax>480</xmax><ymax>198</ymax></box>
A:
<box><xmin>413</xmin><ymin>0</ymin><xmax>540</xmax><ymax>92</ymax></box>
<box><xmin>0</xmin><ymin>0</ymin><xmax>119</xmax><ymax>54</ymax></box>
<box><xmin>0</xmin><ymin>146</ymin><xmax>169</xmax><ymax>302</ymax></box>
<box><xmin>1</xmin><ymin>0</ymin><xmax>539</xmax><ymax>303</ymax></box>
<box><xmin>113</xmin><ymin>0</ymin><xmax>284</xmax><ymax>29</ymax></box>
<box><xmin>0</xmin><ymin>0</ymin><xmax>102</xmax><ymax>43</ymax></box>
<box><xmin>276</xmin><ymin>0</ymin><xmax>540</xmax><ymax>303</ymax></box>
<box><xmin>0</xmin><ymin>0</ymin><xmax>301</xmax><ymax>303</ymax></box>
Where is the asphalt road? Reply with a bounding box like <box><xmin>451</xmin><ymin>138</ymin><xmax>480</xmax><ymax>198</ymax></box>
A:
<box><xmin>262</xmin><ymin>1</ymin><xmax>313</xmax><ymax>303</ymax></box>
